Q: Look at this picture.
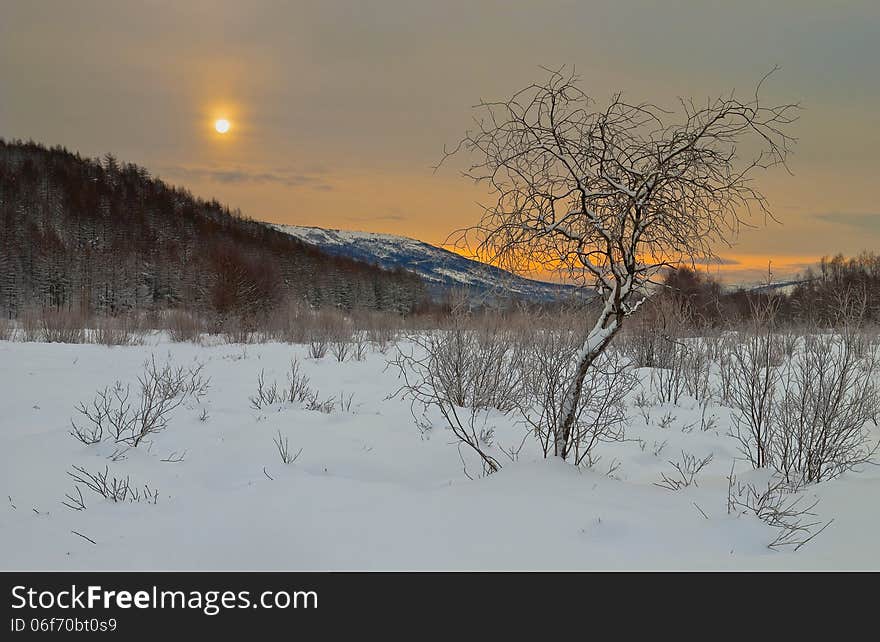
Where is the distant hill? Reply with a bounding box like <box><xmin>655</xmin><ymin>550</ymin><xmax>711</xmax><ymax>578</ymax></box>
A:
<box><xmin>737</xmin><ymin>278</ymin><xmax>812</xmax><ymax>296</ymax></box>
<box><xmin>273</xmin><ymin>224</ymin><xmax>583</xmax><ymax>303</ymax></box>
<box><xmin>0</xmin><ymin>140</ymin><xmax>425</xmax><ymax>317</ymax></box>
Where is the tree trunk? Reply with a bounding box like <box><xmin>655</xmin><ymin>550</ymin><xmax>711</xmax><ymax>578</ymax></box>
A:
<box><xmin>554</xmin><ymin>305</ymin><xmax>621</xmax><ymax>459</ymax></box>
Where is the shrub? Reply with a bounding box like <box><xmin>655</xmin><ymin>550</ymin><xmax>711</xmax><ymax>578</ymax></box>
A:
<box><xmin>70</xmin><ymin>356</ymin><xmax>210</xmax><ymax>447</ymax></box>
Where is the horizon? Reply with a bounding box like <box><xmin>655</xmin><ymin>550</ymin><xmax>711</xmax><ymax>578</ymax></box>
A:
<box><xmin>3</xmin><ymin>1</ymin><xmax>879</xmax><ymax>283</ymax></box>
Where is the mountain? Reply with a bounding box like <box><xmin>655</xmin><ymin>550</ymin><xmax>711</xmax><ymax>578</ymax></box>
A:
<box><xmin>272</xmin><ymin>225</ymin><xmax>583</xmax><ymax>302</ymax></box>
<box><xmin>739</xmin><ymin>279</ymin><xmax>812</xmax><ymax>296</ymax></box>
<box><xmin>0</xmin><ymin>140</ymin><xmax>426</xmax><ymax>317</ymax></box>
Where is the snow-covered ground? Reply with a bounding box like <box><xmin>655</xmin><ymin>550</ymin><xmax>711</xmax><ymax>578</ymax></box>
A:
<box><xmin>1</xmin><ymin>336</ymin><xmax>878</xmax><ymax>570</ymax></box>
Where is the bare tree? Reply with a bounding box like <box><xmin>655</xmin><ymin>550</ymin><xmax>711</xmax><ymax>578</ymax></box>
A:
<box><xmin>444</xmin><ymin>67</ymin><xmax>796</xmax><ymax>460</ymax></box>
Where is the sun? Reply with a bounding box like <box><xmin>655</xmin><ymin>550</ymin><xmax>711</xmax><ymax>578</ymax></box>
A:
<box><xmin>214</xmin><ymin>118</ymin><xmax>231</xmax><ymax>134</ymax></box>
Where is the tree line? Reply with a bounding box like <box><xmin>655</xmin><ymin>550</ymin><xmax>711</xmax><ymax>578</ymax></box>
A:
<box><xmin>0</xmin><ymin>139</ymin><xmax>426</xmax><ymax>320</ymax></box>
<box><xmin>647</xmin><ymin>254</ymin><xmax>880</xmax><ymax>330</ymax></box>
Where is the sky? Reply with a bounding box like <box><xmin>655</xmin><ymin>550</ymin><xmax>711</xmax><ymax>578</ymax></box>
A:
<box><xmin>2</xmin><ymin>0</ymin><xmax>878</xmax><ymax>284</ymax></box>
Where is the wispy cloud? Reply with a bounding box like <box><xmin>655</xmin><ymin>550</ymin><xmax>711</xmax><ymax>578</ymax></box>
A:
<box><xmin>813</xmin><ymin>212</ymin><xmax>880</xmax><ymax>231</ymax></box>
<box><xmin>160</xmin><ymin>165</ymin><xmax>334</xmax><ymax>191</ymax></box>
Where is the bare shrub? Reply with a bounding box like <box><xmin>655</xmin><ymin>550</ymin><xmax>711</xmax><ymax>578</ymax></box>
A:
<box><xmin>0</xmin><ymin>316</ymin><xmax>13</xmax><ymax>341</ymax></box>
<box><xmin>391</xmin><ymin>339</ymin><xmax>502</xmax><ymax>477</ymax></box>
<box><xmin>330</xmin><ymin>328</ymin><xmax>352</xmax><ymax>362</ymax></box>
<box><xmin>657</xmin><ymin>411</ymin><xmax>676</xmax><ymax>431</ymax></box>
<box><xmin>286</xmin><ymin>359</ymin><xmax>314</xmax><ymax>404</ymax></box>
<box><xmin>779</xmin><ymin>328</ymin><xmax>800</xmax><ymax>360</ymax></box>
<box><xmin>408</xmin><ymin>308</ymin><xmax>525</xmax><ymax>414</ymax></box>
<box><xmin>250</xmin><ymin>370</ymin><xmax>283</xmax><ymax>410</ymax></box>
<box><xmin>265</xmin><ymin>298</ymin><xmax>311</xmax><ymax>343</ymax></box>
<box><xmin>220</xmin><ymin>314</ymin><xmax>257</xmax><ymax>344</ymax></box>
<box><xmin>70</xmin><ymin>356</ymin><xmax>209</xmax><ymax>447</ymax></box>
<box><xmin>337</xmin><ymin>391</ymin><xmax>355</xmax><ymax>413</ymax></box>
<box><xmin>249</xmin><ymin>359</ymin><xmax>335</xmax><ymax>412</ymax></box>
<box><xmin>647</xmin><ymin>334</ymin><xmax>711</xmax><ymax>406</ymax></box>
<box><xmin>728</xmin><ymin>290</ymin><xmax>879</xmax><ymax>483</ymax></box>
<box><xmin>308</xmin><ymin>331</ymin><xmax>329</xmax><ymax>359</ymax></box>
<box><xmin>716</xmin><ymin>333</ymin><xmax>738</xmax><ymax>405</ymax></box>
<box><xmin>393</xmin><ymin>307</ymin><xmax>636</xmax><ymax>473</ymax></box>
<box><xmin>92</xmin><ymin>315</ymin><xmax>146</xmax><ymax>346</ymax></box>
<box><xmin>682</xmin><ymin>340</ymin><xmax>712</xmax><ymax>402</ymax></box>
<box><xmin>165</xmin><ymin>309</ymin><xmax>203</xmax><ymax>343</ymax></box>
<box><xmin>654</xmin><ymin>451</ymin><xmax>714</xmax><ymax>491</ymax></box>
<box><xmin>352</xmin><ymin>331</ymin><xmax>369</xmax><ymax>361</ymax></box>
<box><xmin>773</xmin><ymin>333</ymin><xmax>880</xmax><ymax>484</ymax></box>
<box><xmin>273</xmin><ymin>430</ymin><xmax>302</xmax><ymax>464</ymax></box>
<box><xmin>727</xmin><ymin>469</ymin><xmax>832</xmax><ymax>551</ymax></box>
<box><xmin>621</xmin><ymin>296</ymin><xmax>692</xmax><ymax>369</ymax></box>
<box><xmin>18</xmin><ymin>307</ymin><xmax>42</xmax><ymax>342</ymax></box>
<box><xmin>681</xmin><ymin>399</ymin><xmax>718</xmax><ymax>433</ymax></box>
<box><xmin>306</xmin><ymin>395</ymin><xmax>338</xmax><ymax>414</ymax></box>
<box><xmin>364</xmin><ymin>311</ymin><xmax>400</xmax><ymax>353</ymax></box>
<box><xmin>64</xmin><ymin>465</ymin><xmax>159</xmax><ymax>507</ymax></box>
<box><xmin>39</xmin><ymin>307</ymin><xmax>87</xmax><ymax>343</ymax></box>
<box><xmin>727</xmin><ymin>301</ymin><xmax>783</xmax><ymax>468</ymax></box>
<box><xmin>517</xmin><ymin>323</ymin><xmax>636</xmax><ymax>465</ymax></box>
<box><xmin>651</xmin><ymin>341</ymin><xmax>688</xmax><ymax>405</ymax></box>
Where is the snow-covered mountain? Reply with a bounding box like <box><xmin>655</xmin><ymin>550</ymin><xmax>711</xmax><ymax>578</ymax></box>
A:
<box><xmin>272</xmin><ymin>224</ymin><xmax>583</xmax><ymax>302</ymax></box>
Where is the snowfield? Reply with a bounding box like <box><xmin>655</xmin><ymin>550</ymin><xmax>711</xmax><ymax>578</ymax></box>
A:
<box><xmin>1</xmin><ymin>336</ymin><xmax>878</xmax><ymax>571</ymax></box>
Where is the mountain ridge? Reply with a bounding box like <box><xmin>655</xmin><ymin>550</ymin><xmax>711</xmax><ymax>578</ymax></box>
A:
<box><xmin>271</xmin><ymin>224</ymin><xmax>583</xmax><ymax>302</ymax></box>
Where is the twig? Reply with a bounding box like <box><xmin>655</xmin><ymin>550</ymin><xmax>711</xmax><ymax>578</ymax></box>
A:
<box><xmin>71</xmin><ymin>530</ymin><xmax>98</xmax><ymax>545</ymax></box>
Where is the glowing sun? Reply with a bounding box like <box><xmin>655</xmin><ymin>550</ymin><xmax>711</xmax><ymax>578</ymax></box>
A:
<box><xmin>214</xmin><ymin>119</ymin><xmax>231</xmax><ymax>134</ymax></box>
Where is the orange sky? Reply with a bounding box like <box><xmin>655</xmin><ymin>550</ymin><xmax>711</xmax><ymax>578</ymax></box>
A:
<box><xmin>2</xmin><ymin>1</ymin><xmax>878</xmax><ymax>285</ymax></box>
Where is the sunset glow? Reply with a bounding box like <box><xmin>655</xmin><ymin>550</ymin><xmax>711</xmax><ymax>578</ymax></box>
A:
<box><xmin>4</xmin><ymin>2</ymin><xmax>878</xmax><ymax>284</ymax></box>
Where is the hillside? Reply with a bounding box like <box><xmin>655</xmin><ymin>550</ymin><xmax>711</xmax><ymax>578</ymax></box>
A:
<box><xmin>0</xmin><ymin>140</ymin><xmax>426</xmax><ymax>317</ymax></box>
<box><xmin>274</xmin><ymin>224</ymin><xmax>582</xmax><ymax>302</ymax></box>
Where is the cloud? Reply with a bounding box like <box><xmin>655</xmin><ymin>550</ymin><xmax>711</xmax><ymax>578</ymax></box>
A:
<box><xmin>813</xmin><ymin>212</ymin><xmax>880</xmax><ymax>231</ymax></box>
<box><xmin>160</xmin><ymin>165</ymin><xmax>333</xmax><ymax>191</ymax></box>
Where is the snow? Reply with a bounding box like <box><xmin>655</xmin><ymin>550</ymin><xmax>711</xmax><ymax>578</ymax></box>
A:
<box><xmin>271</xmin><ymin>224</ymin><xmax>581</xmax><ymax>301</ymax></box>
<box><xmin>1</xmin><ymin>336</ymin><xmax>879</xmax><ymax>570</ymax></box>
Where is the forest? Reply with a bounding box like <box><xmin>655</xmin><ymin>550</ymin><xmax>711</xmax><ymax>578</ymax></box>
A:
<box><xmin>0</xmin><ymin>139</ymin><xmax>426</xmax><ymax>321</ymax></box>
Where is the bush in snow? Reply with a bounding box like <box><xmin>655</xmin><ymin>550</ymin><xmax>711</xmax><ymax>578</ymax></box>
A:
<box><xmin>70</xmin><ymin>356</ymin><xmax>209</xmax><ymax>447</ymax></box>
<box><xmin>39</xmin><ymin>307</ymin><xmax>87</xmax><ymax>344</ymax></box>
<box><xmin>249</xmin><ymin>359</ymin><xmax>342</xmax><ymax>414</ymax></box>
<box><xmin>164</xmin><ymin>309</ymin><xmax>204</xmax><ymax>343</ymax></box>
<box><xmin>273</xmin><ymin>430</ymin><xmax>302</xmax><ymax>464</ymax></box>
<box><xmin>654</xmin><ymin>451</ymin><xmax>714</xmax><ymax>491</ymax></box>
<box><xmin>726</xmin><ymin>469</ymin><xmax>832</xmax><ymax>551</ymax></box>
<box><xmin>517</xmin><ymin>320</ymin><xmax>635</xmax><ymax>465</ymax></box>
<box><xmin>92</xmin><ymin>314</ymin><xmax>147</xmax><ymax>346</ymax></box>
<box><xmin>390</xmin><ymin>320</ymin><xmax>509</xmax><ymax>477</ymax></box>
<box><xmin>728</xmin><ymin>298</ymin><xmax>880</xmax><ymax>484</ymax></box>
<box><xmin>772</xmin><ymin>332</ymin><xmax>880</xmax><ymax>484</ymax></box>
<box><xmin>63</xmin><ymin>465</ymin><xmax>159</xmax><ymax>508</ymax></box>
<box><xmin>393</xmin><ymin>308</ymin><xmax>636</xmax><ymax>473</ymax></box>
